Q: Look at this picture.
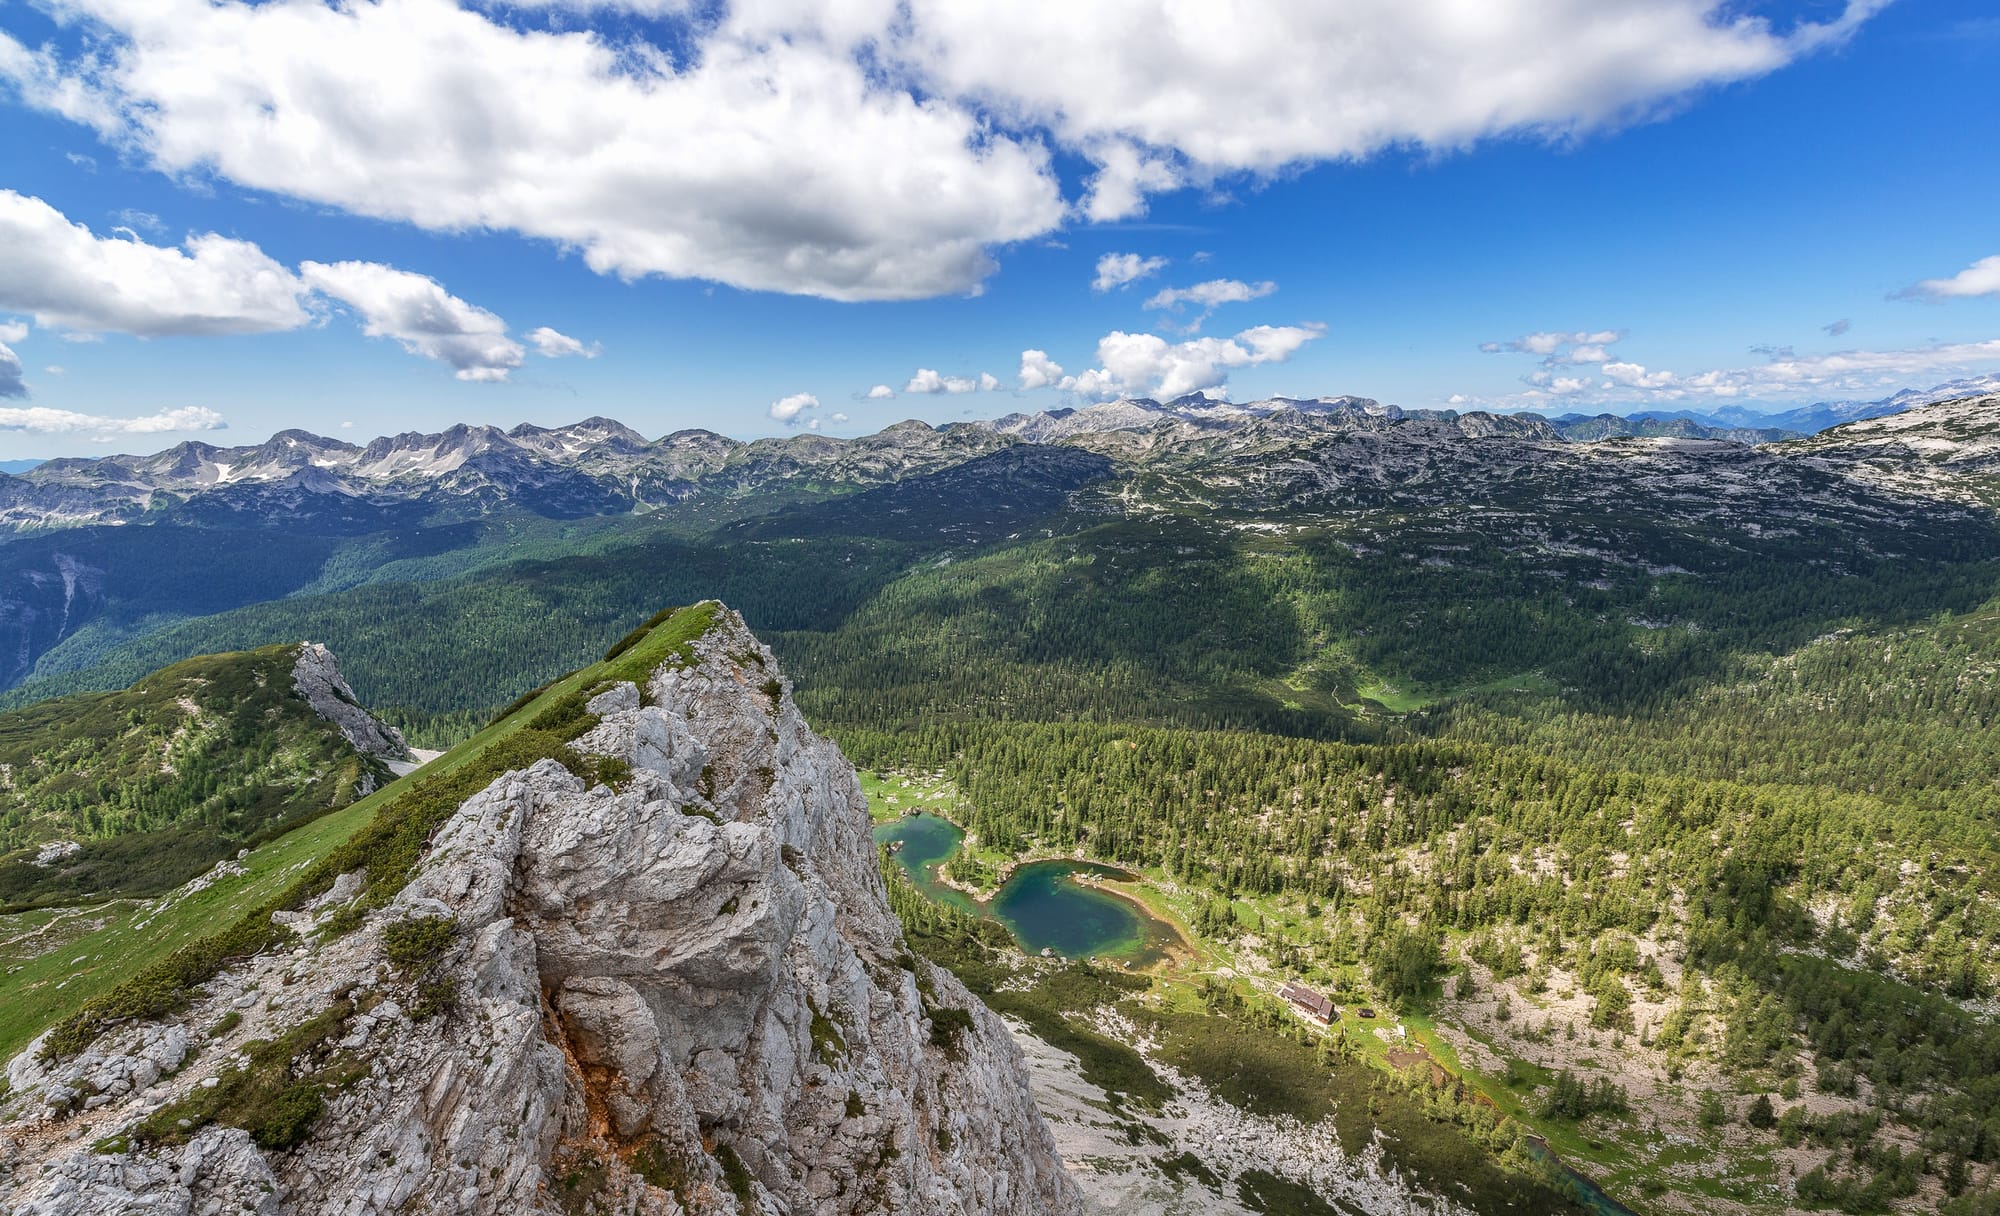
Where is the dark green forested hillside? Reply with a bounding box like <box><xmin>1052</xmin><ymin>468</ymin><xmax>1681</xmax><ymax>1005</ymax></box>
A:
<box><xmin>0</xmin><ymin>645</ymin><xmax>389</xmax><ymax>909</ymax></box>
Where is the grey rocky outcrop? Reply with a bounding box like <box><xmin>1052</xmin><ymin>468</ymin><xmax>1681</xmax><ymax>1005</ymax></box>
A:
<box><xmin>30</xmin><ymin>840</ymin><xmax>80</xmax><ymax>867</ymax></box>
<box><xmin>1</xmin><ymin>605</ymin><xmax>1077</xmax><ymax>1216</ymax></box>
<box><xmin>290</xmin><ymin>642</ymin><xmax>410</xmax><ymax>761</ymax></box>
<box><xmin>6</xmin><ymin>1127</ymin><xmax>280</xmax><ymax>1216</ymax></box>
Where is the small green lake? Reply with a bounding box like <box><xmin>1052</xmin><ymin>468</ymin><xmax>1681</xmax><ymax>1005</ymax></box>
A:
<box><xmin>873</xmin><ymin>813</ymin><xmax>1182</xmax><ymax>967</ymax></box>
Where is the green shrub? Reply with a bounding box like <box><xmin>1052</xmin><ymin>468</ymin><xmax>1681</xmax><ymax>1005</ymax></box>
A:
<box><xmin>631</xmin><ymin>1140</ymin><xmax>697</xmax><ymax>1204</ymax></box>
<box><xmin>585</xmin><ymin>755</ymin><xmax>632</xmax><ymax>788</ymax></box>
<box><xmin>382</xmin><ymin>916</ymin><xmax>459</xmax><ymax>973</ymax></box>
<box><xmin>412</xmin><ymin>977</ymin><xmax>458</xmax><ymax>1021</ymax></box>
<box><xmin>251</xmin><ymin>1082</ymin><xmax>326</xmax><ymax>1150</ymax></box>
<box><xmin>926</xmin><ymin>1004</ymin><xmax>975</xmax><ymax>1057</ymax></box>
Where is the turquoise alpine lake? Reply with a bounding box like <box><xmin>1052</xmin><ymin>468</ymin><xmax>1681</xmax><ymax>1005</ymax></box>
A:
<box><xmin>872</xmin><ymin>813</ymin><xmax>1181</xmax><ymax>966</ymax></box>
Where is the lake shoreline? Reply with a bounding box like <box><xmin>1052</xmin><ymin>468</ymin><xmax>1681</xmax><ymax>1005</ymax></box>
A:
<box><xmin>1067</xmin><ymin>870</ymin><xmax>1196</xmax><ymax>968</ymax></box>
<box><xmin>874</xmin><ymin>814</ymin><xmax>1184</xmax><ymax>968</ymax></box>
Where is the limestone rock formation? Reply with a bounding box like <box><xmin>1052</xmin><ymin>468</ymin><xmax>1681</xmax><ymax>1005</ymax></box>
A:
<box><xmin>290</xmin><ymin>641</ymin><xmax>411</xmax><ymax>762</ymax></box>
<box><xmin>0</xmin><ymin>606</ymin><xmax>1076</xmax><ymax>1216</ymax></box>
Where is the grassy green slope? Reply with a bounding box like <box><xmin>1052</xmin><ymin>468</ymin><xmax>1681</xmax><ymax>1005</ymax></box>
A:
<box><xmin>0</xmin><ymin>602</ymin><xmax>721</xmax><ymax>1065</ymax></box>
<box><xmin>0</xmin><ymin>645</ymin><xmax>387</xmax><ymax>909</ymax></box>
<box><xmin>0</xmin><ymin>789</ymin><xmax>380</xmax><ymax>1067</ymax></box>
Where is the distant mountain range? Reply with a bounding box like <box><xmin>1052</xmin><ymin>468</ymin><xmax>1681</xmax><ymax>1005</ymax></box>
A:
<box><xmin>0</xmin><ymin>417</ymin><xmax>1016</xmax><ymax>531</ymax></box>
<box><xmin>6</xmin><ymin>377</ymin><xmax>1991</xmax><ymax>534</ymax></box>
<box><xmin>5</xmin><ymin>377</ymin><xmax>1999</xmax><ymax>697</ymax></box>
<box><xmin>1570</xmin><ymin>373</ymin><xmax>2000</xmax><ymax>436</ymax></box>
<box><xmin>1542</xmin><ymin>413</ymin><xmax>1801</xmax><ymax>443</ymax></box>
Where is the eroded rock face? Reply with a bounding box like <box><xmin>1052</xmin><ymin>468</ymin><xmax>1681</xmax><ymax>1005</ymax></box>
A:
<box><xmin>290</xmin><ymin>642</ymin><xmax>410</xmax><ymax>762</ymax></box>
<box><xmin>7</xmin><ymin>1126</ymin><xmax>281</xmax><ymax>1216</ymax></box>
<box><xmin>1</xmin><ymin>606</ymin><xmax>1077</xmax><ymax>1216</ymax></box>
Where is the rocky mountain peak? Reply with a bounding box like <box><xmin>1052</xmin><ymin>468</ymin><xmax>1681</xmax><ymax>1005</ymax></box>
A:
<box><xmin>1</xmin><ymin>605</ymin><xmax>1076</xmax><ymax>1216</ymax></box>
<box><xmin>290</xmin><ymin>642</ymin><xmax>411</xmax><ymax>763</ymax></box>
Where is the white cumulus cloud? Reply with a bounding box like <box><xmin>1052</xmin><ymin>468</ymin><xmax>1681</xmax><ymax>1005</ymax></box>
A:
<box><xmin>1092</xmin><ymin>252</ymin><xmax>1169</xmax><ymax>292</ymax></box>
<box><xmin>904</xmin><ymin>368</ymin><xmax>992</xmax><ymax>394</ymax></box>
<box><xmin>0</xmin><ymin>189</ymin><xmax>308</xmax><ymax>337</ymax></box>
<box><xmin>0</xmin><ymin>321</ymin><xmax>27</xmax><ymax>344</ymax></box>
<box><xmin>865</xmin><ymin>384</ymin><xmax>896</xmax><ymax>399</ymax></box>
<box><xmin>0</xmin><ymin>0</ymin><xmax>1063</xmax><ymax>302</ymax></box>
<box><xmin>0</xmin><ymin>193</ymin><xmax>530</xmax><ymax>385</ymax></box>
<box><xmin>1081</xmin><ymin>143</ymin><xmax>1182</xmax><ymax>222</ymax></box>
<box><xmin>0</xmin><ymin>342</ymin><xmax>24</xmax><ymax>399</ymax></box>
<box><xmin>1468</xmin><ymin>336</ymin><xmax>2000</xmax><ymax>408</ymax></box>
<box><xmin>301</xmin><ymin>261</ymin><xmax>524</xmax><ymax>382</ymax></box>
<box><xmin>890</xmin><ymin>0</ymin><xmax>1884</xmax><ymax>217</ymax></box>
<box><xmin>0</xmin><ymin>403</ymin><xmax>225</xmax><ymax>436</ymax></box>
<box><xmin>1144</xmin><ymin>278</ymin><xmax>1276</xmax><ymax>330</ymax></box>
<box><xmin>1069</xmin><ymin>323</ymin><xmax>1324</xmax><ymax>400</ymax></box>
<box><xmin>1142</xmin><ymin>279</ymin><xmax>1273</xmax><ymax>311</ymax></box>
<box><xmin>769</xmin><ymin>391</ymin><xmax>820</xmax><ymax>425</ymax></box>
<box><xmin>1017</xmin><ymin>349</ymin><xmax>1065</xmax><ymax>390</ymax></box>
<box><xmin>1598</xmin><ymin>361</ymin><xmax>1682</xmax><ymax>390</ymax></box>
<box><xmin>1481</xmin><ymin>330</ymin><xmax>1624</xmax><ymax>358</ymax></box>
<box><xmin>1900</xmin><ymin>255</ymin><xmax>2000</xmax><ymax>301</ymax></box>
<box><xmin>526</xmin><ymin>326</ymin><xmax>600</xmax><ymax>359</ymax></box>
<box><xmin>1721</xmin><ymin>340</ymin><xmax>2000</xmax><ymax>396</ymax></box>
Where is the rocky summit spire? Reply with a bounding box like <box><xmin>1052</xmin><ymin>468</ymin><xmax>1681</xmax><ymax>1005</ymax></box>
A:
<box><xmin>291</xmin><ymin>642</ymin><xmax>411</xmax><ymax>763</ymax></box>
<box><xmin>1</xmin><ymin>604</ymin><xmax>1078</xmax><ymax>1216</ymax></box>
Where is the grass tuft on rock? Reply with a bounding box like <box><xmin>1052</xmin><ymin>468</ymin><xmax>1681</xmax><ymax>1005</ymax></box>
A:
<box><xmin>128</xmin><ymin>999</ymin><xmax>364</xmax><ymax>1151</ymax></box>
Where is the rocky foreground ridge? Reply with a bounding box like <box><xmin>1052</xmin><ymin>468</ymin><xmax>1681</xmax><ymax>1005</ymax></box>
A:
<box><xmin>0</xmin><ymin>606</ymin><xmax>1077</xmax><ymax>1216</ymax></box>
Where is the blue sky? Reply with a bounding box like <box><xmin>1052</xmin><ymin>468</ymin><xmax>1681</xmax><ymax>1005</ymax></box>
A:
<box><xmin>1</xmin><ymin>0</ymin><xmax>1997</xmax><ymax>458</ymax></box>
